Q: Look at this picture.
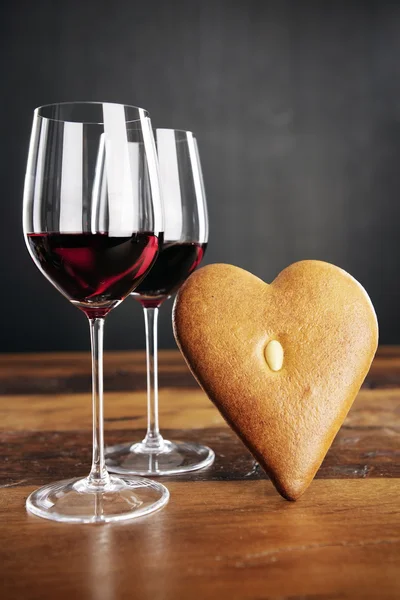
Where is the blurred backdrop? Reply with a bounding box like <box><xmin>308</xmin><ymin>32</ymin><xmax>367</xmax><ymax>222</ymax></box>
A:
<box><xmin>1</xmin><ymin>0</ymin><xmax>399</xmax><ymax>351</ymax></box>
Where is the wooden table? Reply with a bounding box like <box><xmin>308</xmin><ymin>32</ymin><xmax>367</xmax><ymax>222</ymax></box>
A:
<box><xmin>0</xmin><ymin>348</ymin><xmax>399</xmax><ymax>599</ymax></box>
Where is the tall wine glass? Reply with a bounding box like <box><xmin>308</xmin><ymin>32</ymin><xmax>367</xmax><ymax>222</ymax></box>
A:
<box><xmin>23</xmin><ymin>102</ymin><xmax>169</xmax><ymax>523</ymax></box>
<box><xmin>106</xmin><ymin>128</ymin><xmax>214</xmax><ymax>475</ymax></box>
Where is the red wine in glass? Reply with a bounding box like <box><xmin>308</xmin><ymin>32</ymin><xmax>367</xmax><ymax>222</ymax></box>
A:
<box><xmin>133</xmin><ymin>241</ymin><xmax>206</xmax><ymax>307</ymax></box>
<box><xmin>27</xmin><ymin>232</ymin><xmax>159</xmax><ymax>318</ymax></box>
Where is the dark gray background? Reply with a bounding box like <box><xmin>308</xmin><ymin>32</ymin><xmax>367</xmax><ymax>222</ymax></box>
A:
<box><xmin>1</xmin><ymin>0</ymin><xmax>399</xmax><ymax>352</ymax></box>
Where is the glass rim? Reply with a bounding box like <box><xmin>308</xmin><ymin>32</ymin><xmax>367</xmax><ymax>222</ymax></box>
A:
<box><xmin>155</xmin><ymin>127</ymin><xmax>195</xmax><ymax>137</ymax></box>
<box><xmin>34</xmin><ymin>101</ymin><xmax>149</xmax><ymax>125</ymax></box>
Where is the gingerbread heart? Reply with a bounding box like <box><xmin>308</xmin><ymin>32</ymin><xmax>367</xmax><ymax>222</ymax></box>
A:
<box><xmin>173</xmin><ymin>261</ymin><xmax>378</xmax><ymax>500</ymax></box>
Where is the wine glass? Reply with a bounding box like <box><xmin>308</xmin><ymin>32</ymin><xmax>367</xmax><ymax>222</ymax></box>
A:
<box><xmin>106</xmin><ymin>128</ymin><xmax>214</xmax><ymax>475</ymax></box>
<box><xmin>23</xmin><ymin>102</ymin><xmax>169</xmax><ymax>523</ymax></box>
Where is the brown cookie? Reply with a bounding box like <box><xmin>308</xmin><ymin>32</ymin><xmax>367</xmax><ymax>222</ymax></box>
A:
<box><xmin>173</xmin><ymin>261</ymin><xmax>378</xmax><ymax>500</ymax></box>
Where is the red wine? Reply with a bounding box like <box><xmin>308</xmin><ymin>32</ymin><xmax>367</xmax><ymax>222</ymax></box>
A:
<box><xmin>133</xmin><ymin>242</ymin><xmax>206</xmax><ymax>307</ymax></box>
<box><xmin>27</xmin><ymin>232</ymin><xmax>159</xmax><ymax>318</ymax></box>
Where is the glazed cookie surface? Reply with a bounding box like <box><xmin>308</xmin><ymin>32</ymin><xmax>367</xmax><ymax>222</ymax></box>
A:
<box><xmin>173</xmin><ymin>261</ymin><xmax>378</xmax><ymax>500</ymax></box>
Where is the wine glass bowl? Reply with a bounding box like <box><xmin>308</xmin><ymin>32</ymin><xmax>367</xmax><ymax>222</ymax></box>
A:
<box><xmin>105</xmin><ymin>128</ymin><xmax>214</xmax><ymax>476</ymax></box>
<box><xmin>23</xmin><ymin>102</ymin><xmax>169</xmax><ymax>523</ymax></box>
<box><xmin>24</xmin><ymin>102</ymin><xmax>162</xmax><ymax>319</ymax></box>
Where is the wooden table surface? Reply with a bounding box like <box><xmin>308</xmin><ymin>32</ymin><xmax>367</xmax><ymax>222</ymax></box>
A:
<box><xmin>0</xmin><ymin>347</ymin><xmax>399</xmax><ymax>599</ymax></box>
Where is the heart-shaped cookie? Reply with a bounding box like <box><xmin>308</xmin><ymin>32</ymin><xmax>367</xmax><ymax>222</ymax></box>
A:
<box><xmin>173</xmin><ymin>261</ymin><xmax>378</xmax><ymax>500</ymax></box>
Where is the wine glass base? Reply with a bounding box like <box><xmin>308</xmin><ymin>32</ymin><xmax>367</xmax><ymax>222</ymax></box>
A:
<box><xmin>106</xmin><ymin>440</ymin><xmax>215</xmax><ymax>476</ymax></box>
<box><xmin>26</xmin><ymin>475</ymin><xmax>169</xmax><ymax>524</ymax></box>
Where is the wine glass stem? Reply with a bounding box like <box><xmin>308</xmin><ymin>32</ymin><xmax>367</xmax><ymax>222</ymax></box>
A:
<box><xmin>87</xmin><ymin>317</ymin><xmax>110</xmax><ymax>486</ymax></box>
<box><xmin>142</xmin><ymin>307</ymin><xmax>164</xmax><ymax>451</ymax></box>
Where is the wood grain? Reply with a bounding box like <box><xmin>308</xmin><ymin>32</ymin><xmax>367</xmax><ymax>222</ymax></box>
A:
<box><xmin>1</xmin><ymin>385</ymin><xmax>397</xmax><ymax>431</ymax></box>
<box><xmin>0</xmin><ymin>388</ymin><xmax>225</xmax><ymax>431</ymax></box>
<box><xmin>1</xmin><ymin>423</ymin><xmax>399</xmax><ymax>489</ymax></box>
<box><xmin>0</xmin><ymin>346</ymin><xmax>399</xmax><ymax>395</ymax></box>
<box><xmin>0</xmin><ymin>350</ymin><xmax>191</xmax><ymax>395</ymax></box>
<box><xmin>0</xmin><ymin>349</ymin><xmax>399</xmax><ymax>599</ymax></box>
<box><xmin>0</xmin><ymin>480</ymin><xmax>399</xmax><ymax>600</ymax></box>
